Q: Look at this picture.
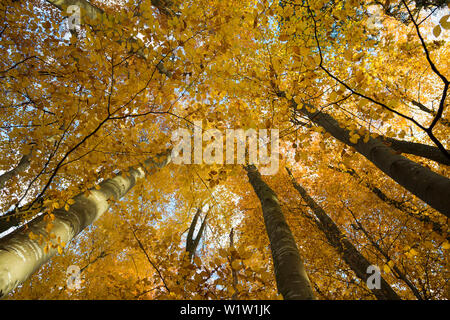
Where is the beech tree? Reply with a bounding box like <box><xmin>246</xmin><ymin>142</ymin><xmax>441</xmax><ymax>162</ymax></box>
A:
<box><xmin>0</xmin><ymin>0</ymin><xmax>448</xmax><ymax>300</ymax></box>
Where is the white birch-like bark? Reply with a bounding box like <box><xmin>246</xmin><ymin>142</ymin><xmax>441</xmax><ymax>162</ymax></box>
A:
<box><xmin>0</xmin><ymin>152</ymin><xmax>170</xmax><ymax>298</ymax></box>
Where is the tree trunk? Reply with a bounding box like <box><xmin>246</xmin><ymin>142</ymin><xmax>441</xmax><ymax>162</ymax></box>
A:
<box><xmin>0</xmin><ymin>148</ymin><xmax>33</xmax><ymax>191</ymax></box>
<box><xmin>328</xmin><ymin>165</ymin><xmax>449</xmax><ymax>241</ymax></box>
<box><xmin>383</xmin><ymin>137</ymin><xmax>450</xmax><ymax>166</ymax></box>
<box><xmin>186</xmin><ymin>208</ymin><xmax>208</xmax><ymax>261</ymax></box>
<box><xmin>229</xmin><ymin>228</ymin><xmax>239</xmax><ymax>300</ymax></box>
<box><xmin>45</xmin><ymin>0</ymin><xmax>172</xmax><ymax>76</ymax></box>
<box><xmin>244</xmin><ymin>165</ymin><xmax>315</xmax><ymax>300</ymax></box>
<box><xmin>0</xmin><ymin>198</ymin><xmax>44</xmax><ymax>235</ymax></box>
<box><xmin>346</xmin><ymin>207</ymin><xmax>424</xmax><ymax>299</ymax></box>
<box><xmin>291</xmin><ymin>100</ymin><xmax>450</xmax><ymax>218</ymax></box>
<box><xmin>286</xmin><ymin>167</ymin><xmax>401</xmax><ymax>300</ymax></box>
<box><xmin>0</xmin><ymin>152</ymin><xmax>170</xmax><ymax>298</ymax></box>
<box><xmin>292</xmin><ymin>118</ymin><xmax>450</xmax><ymax>166</ymax></box>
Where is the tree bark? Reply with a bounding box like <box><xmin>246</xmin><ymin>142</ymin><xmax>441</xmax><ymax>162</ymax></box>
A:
<box><xmin>346</xmin><ymin>208</ymin><xmax>423</xmax><ymax>299</ymax></box>
<box><xmin>229</xmin><ymin>228</ymin><xmax>239</xmax><ymax>300</ymax></box>
<box><xmin>0</xmin><ymin>152</ymin><xmax>170</xmax><ymax>298</ymax></box>
<box><xmin>186</xmin><ymin>208</ymin><xmax>208</xmax><ymax>261</ymax></box>
<box><xmin>328</xmin><ymin>165</ymin><xmax>449</xmax><ymax>241</ymax></box>
<box><xmin>383</xmin><ymin>137</ymin><xmax>450</xmax><ymax>166</ymax></box>
<box><xmin>45</xmin><ymin>0</ymin><xmax>172</xmax><ymax>77</ymax></box>
<box><xmin>0</xmin><ymin>148</ymin><xmax>33</xmax><ymax>191</ymax></box>
<box><xmin>0</xmin><ymin>198</ymin><xmax>45</xmax><ymax>235</ymax></box>
<box><xmin>286</xmin><ymin>167</ymin><xmax>401</xmax><ymax>300</ymax></box>
<box><xmin>291</xmin><ymin>100</ymin><xmax>450</xmax><ymax>218</ymax></box>
<box><xmin>245</xmin><ymin>165</ymin><xmax>315</xmax><ymax>300</ymax></box>
<box><xmin>291</xmin><ymin>117</ymin><xmax>450</xmax><ymax>166</ymax></box>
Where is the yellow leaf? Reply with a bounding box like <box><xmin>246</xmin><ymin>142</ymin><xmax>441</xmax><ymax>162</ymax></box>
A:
<box><xmin>279</xmin><ymin>34</ymin><xmax>289</xmax><ymax>41</ymax></box>
<box><xmin>439</xmin><ymin>14</ymin><xmax>450</xmax><ymax>29</ymax></box>
<box><xmin>433</xmin><ymin>25</ymin><xmax>441</xmax><ymax>38</ymax></box>
<box><xmin>45</xmin><ymin>223</ymin><xmax>54</xmax><ymax>233</ymax></box>
<box><xmin>95</xmin><ymin>185</ymin><xmax>101</xmax><ymax>190</ymax></box>
<box><xmin>363</xmin><ymin>134</ymin><xmax>370</xmax><ymax>143</ymax></box>
<box><xmin>442</xmin><ymin>241</ymin><xmax>450</xmax><ymax>250</ymax></box>
<box><xmin>231</xmin><ymin>260</ymin><xmax>241</xmax><ymax>270</ymax></box>
<box><xmin>344</xmin><ymin>49</ymin><xmax>353</xmax><ymax>61</ymax></box>
<box><xmin>349</xmin><ymin>134</ymin><xmax>360</xmax><ymax>144</ymax></box>
<box><xmin>67</xmin><ymin>199</ymin><xmax>75</xmax><ymax>205</ymax></box>
<box><xmin>58</xmin><ymin>246</ymin><xmax>63</xmax><ymax>254</ymax></box>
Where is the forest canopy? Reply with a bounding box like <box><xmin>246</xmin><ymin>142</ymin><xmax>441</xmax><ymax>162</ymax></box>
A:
<box><xmin>0</xmin><ymin>0</ymin><xmax>449</xmax><ymax>300</ymax></box>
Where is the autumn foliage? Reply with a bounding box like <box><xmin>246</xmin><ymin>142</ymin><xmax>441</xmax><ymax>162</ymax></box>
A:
<box><xmin>0</xmin><ymin>0</ymin><xmax>449</xmax><ymax>300</ymax></box>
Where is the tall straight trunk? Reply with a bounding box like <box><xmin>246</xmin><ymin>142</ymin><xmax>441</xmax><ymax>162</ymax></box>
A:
<box><xmin>46</xmin><ymin>0</ymin><xmax>172</xmax><ymax>76</ymax></box>
<box><xmin>0</xmin><ymin>198</ymin><xmax>44</xmax><ymax>235</ymax></box>
<box><xmin>244</xmin><ymin>165</ymin><xmax>315</xmax><ymax>300</ymax></box>
<box><xmin>292</xmin><ymin>118</ymin><xmax>450</xmax><ymax>166</ymax></box>
<box><xmin>186</xmin><ymin>208</ymin><xmax>208</xmax><ymax>260</ymax></box>
<box><xmin>383</xmin><ymin>137</ymin><xmax>450</xmax><ymax>166</ymax></box>
<box><xmin>291</xmin><ymin>99</ymin><xmax>450</xmax><ymax>217</ymax></box>
<box><xmin>328</xmin><ymin>165</ymin><xmax>449</xmax><ymax>241</ymax></box>
<box><xmin>346</xmin><ymin>208</ymin><xmax>424</xmax><ymax>299</ymax></box>
<box><xmin>0</xmin><ymin>149</ymin><xmax>33</xmax><ymax>191</ymax></box>
<box><xmin>0</xmin><ymin>152</ymin><xmax>170</xmax><ymax>298</ymax></box>
<box><xmin>286</xmin><ymin>167</ymin><xmax>401</xmax><ymax>300</ymax></box>
<box><xmin>229</xmin><ymin>228</ymin><xmax>239</xmax><ymax>300</ymax></box>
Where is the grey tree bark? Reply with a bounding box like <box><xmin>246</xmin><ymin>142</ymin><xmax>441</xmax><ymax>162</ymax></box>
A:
<box><xmin>292</xmin><ymin>118</ymin><xmax>450</xmax><ymax>166</ymax></box>
<box><xmin>328</xmin><ymin>165</ymin><xmax>449</xmax><ymax>241</ymax></box>
<box><xmin>0</xmin><ymin>152</ymin><xmax>170</xmax><ymax>298</ymax></box>
<box><xmin>383</xmin><ymin>137</ymin><xmax>450</xmax><ymax>166</ymax></box>
<box><xmin>0</xmin><ymin>148</ymin><xmax>33</xmax><ymax>191</ymax></box>
<box><xmin>286</xmin><ymin>167</ymin><xmax>401</xmax><ymax>300</ymax></box>
<box><xmin>290</xmin><ymin>99</ymin><xmax>450</xmax><ymax>218</ymax></box>
<box><xmin>245</xmin><ymin>165</ymin><xmax>315</xmax><ymax>300</ymax></box>
<box><xmin>186</xmin><ymin>207</ymin><xmax>208</xmax><ymax>261</ymax></box>
<box><xmin>46</xmin><ymin>0</ymin><xmax>172</xmax><ymax>76</ymax></box>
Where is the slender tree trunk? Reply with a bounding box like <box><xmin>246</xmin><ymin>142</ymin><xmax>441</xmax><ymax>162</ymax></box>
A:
<box><xmin>229</xmin><ymin>228</ymin><xmax>239</xmax><ymax>300</ymax></box>
<box><xmin>46</xmin><ymin>0</ymin><xmax>172</xmax><ymax>77</ymax></box>
<box><xmin>328</xmin><ymin>165</ymin><xmax>449</xmax><ymax>241</ymax></box>
<box><xmin>291</xmin><ymin>100</ymin><xmax>450</xmax><ymax>217</ymax></box>
<box><xmin>0</xmin><ymin>148</ymin><xmax>33</xmax><ymax>191</ymax></box>
<box><xmin>383</xmin><ymin>137</ymin><xmax>450</xmax><ymax>166</ymax></box>
<box><xmin>244</xmin><ymin>165</ymin><xmax>315</xmax><ymax>300</ymax></box>
<box><xmin>0</xmin><ymin>198</ymin><xmax>44</xmax><ymax>235</ymax></box>
<box><xmin>186</xmin><ymin>208</ymin><xmax>208</xmax><ymax>261</ymax></box>
<box><xmin>286</xmin><ymin>167</ymin><xmax>401</xmax><ymax>300</ymax></box>
<box><xmin>346</xmin><ymin>207</ymin><xmax>424</xmax><ymax>299</ymax></box>
<box><xmin>292</xmin><ymin>118</ymin><xmax>450</xmax><ymax>166</ymax></box>
<box><xmin>0</xmin><ymin>152</ymin><xmax>170</xmax><ymax>298</ymax></box>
